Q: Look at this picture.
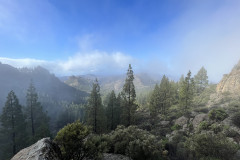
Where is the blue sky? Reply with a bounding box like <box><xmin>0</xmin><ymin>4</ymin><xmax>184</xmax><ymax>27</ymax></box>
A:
<box><xmin>1</xmin><ymin>0</ymin><xmax>240</xmax><ymax>82</ymax></box>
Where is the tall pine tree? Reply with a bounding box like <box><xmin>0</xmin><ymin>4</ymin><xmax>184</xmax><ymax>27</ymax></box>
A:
<box><xmin>86</xmin><ymin>79</ymin><xmax>106</xmax><ymax>133</ymax></box>
<box><xmin>149</xmin><ymin>84</ymin><xmax>161</xmax><ymax>117</ymax></box>
<box><xmin>121</xmin><ymin>64</ymin><xmax>137</xmax><ymax>126</ymax></box>
<box><xmin>159</xmin><ymin>75</ymin><xmax>171</xmax><ymax>114</ymax></box>
<box><xmin>149</xmin><ymin>75</ymin><xmax>173</xmax><ymax>117</ymax></box>
<box><xmin>105</xmin><ymin>91</ymin><xmax>122</xmax><ymax>131</ymax></box>
<box><xmin>26</xmin><ymin>81</ymin><xmax>50</xmax><ymax>142</ymax></box>
<box><xmin>194</xmin><ymin>66</ymin><xmax>208</xmax><ymax>94</ymax></box>
<box><xmin>179</xmin><ymin>71</ymin><xmax>195</xmax><ymax>110</ymax></box>
<box><xmin>0</xmin><ymin>91</ymin><xmax>27</xmax><ymax>159</ymax></box>
<box><xmin>106</xmin><ymin>90</ymin><xmax>117</xmax><ymax>130</ymax></box>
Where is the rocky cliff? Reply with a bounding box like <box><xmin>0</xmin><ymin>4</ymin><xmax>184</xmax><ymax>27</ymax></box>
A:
<box><xmin>216</xmin><ymin>60</ymin><xmax>240</xmax><ymax>94</ymax></box>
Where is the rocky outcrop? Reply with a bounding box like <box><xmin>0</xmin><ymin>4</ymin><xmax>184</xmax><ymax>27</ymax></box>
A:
<box><xmin>175</xmin><ymin>116</ymin><xmax>188</xmax><ymax>127</ymax></box>
<box><xmin>216</xmin><ymin>60</ymin><xmax>240</xmax><ymax>94</ymax></box>
<box><xmin>192</xmin><ymin>113</ymin><xmax>208</xmax><ymax>129</ymax></box>
<box><xmin>11</xmin><ymin>138</ymin><xmax>131</xmax><ymax>160</ymax></box>
<box><xmin>103</xmin><ymin>153</ymin><xmax>132</xmax><ymax>160</ymax></box>
<box><xmin>11</xmin><ymin>138</ymin><xmax>62</xmax><ymax>160</ymax></box>
<box><xmin>160</xmin><ymin>121</ymin><xmax>170</xmax><ymax>127</ymax></box>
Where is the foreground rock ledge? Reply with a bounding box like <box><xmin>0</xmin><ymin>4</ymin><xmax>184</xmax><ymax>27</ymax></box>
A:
<box><xmin>11</xmin><ymin>138</ymin><xmax>62</xmax><ymax>160</ymax></box>
<box><xmin>11</xmin><ymin>138</ymin><xmax>131</xmax><ymax>160</ymax></box>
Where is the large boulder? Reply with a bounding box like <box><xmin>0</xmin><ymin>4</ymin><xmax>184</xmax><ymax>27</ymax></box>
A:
<box><xmin>192</xmin><ymin>113</ymin><xmax>208</xmax><ymax>129</ymax></box>
<box><xmin>160</xmin><ymin>121</ymin><xmax>170</xmax><ymax>127</ymax></box>
<box><xmin>11</xmin><ymin>138</ymin><xmax>62</xmax><ymax>160</ymax></box>
<box><xmin>103</xmin><ymin>153</ymin><xmax>132</xmax><ymax>160</ymax></box>
<box><xmin>175</xmin><ymin>116</ymin><xmax>188</xmax><ymax>127</ymax></box>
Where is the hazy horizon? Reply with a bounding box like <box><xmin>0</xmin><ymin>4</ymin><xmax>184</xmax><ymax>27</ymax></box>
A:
<box><xmin>1</xmin><ymin>0</ymin><xmax>240</xmax><ymax>82</ymax></box>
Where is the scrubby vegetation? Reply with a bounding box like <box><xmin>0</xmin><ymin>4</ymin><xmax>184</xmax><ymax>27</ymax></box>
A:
<box><xmin>106</xmin><ymin>125</ymin><xmax>163</xmax><ymax>160</ymax></box>
<box><xmin>209</xmin><ymin>108</ymin><xmax>228</xmax><ymax>121</ymax></box>
<box><xmin>54</xmin><ymin>121</ymin><xmax>107</xmax><ymax>160</ymax></box>
<box><xmin>185</xmin><ymin>133</ymin><xmax>238</xmax><ymax>160</ymax></box>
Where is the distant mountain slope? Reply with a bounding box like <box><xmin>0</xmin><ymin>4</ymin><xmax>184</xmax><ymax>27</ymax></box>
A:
<box><xmin>64</xmin><ymin>75</ymin><xmax>95</xmax><ymax>93</ymax></box>
<box><xmin>63</xmin><ymin>73</ymin><xmax>159</xmax><ymax>95</ymax></box>
<box><xmin>0</xmin><ymin>63</ymin><xmax>88</xmax><ymax>112</ymax></box>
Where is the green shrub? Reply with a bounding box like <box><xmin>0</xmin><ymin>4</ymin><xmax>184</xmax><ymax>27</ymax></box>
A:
<box><xmin>188</xmin><ymin>123</ymin><xmax>194</xmax><ymax>131</ymax></box>
<box><xmin>54</xmin><ymin>121</ymin><xmax>107</xmax><ymax>160</ymax></box>
<box><xmin>166</xmin><ymin>132</ymin><xmax>188</xmax><ymax>160</ymax></box>
<box><xmin>171</xmin><ymin>124</ymin><xmax>181</xmax><ymax>131</ymax></box>
<box><xmin>228</xmin><ymin>101</ymin><xmax>240</xmax><ymax>111</ymax></box>
<box><xmin>108</xmin><ymin>125</ymin><xmax>162</xmax><ymax>160</ymax></box>
<box><xmin>208</xmin><ymin>108</ymin><xmax>228</xmax><ymax>121</ymax></box>
<box><xmin>199</xmin><ymin>121</ymin><xmax>211</xmax><ymax>130</ymax></box>
<box><xmin>224</xmin><ymin>128</ymin><xmax>238</xmax><ymax>138</ymax></box>
<box><xmin>84</xmin><ymin>134</ymin><xmax>109</xmax><ymax>160</ymax></box>
<box><xmin>232</xmin><ymin>112</ymin><xmax>240</xmax><ymax>128</ymax></box>
<box><xmin>185</xmin><ymin>133</ymin><xmax>238</xmax><ymax>160</ymax></box>
<box><xmin>210</xmin><ymin>124</ymin><xmax>223</xmax><ymax>134</ymax></box>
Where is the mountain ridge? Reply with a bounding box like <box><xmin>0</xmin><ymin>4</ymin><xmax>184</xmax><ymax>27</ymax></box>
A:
<box><xmin>0</xmin><ymin>63</ymin><xmax>88</xmax><ymax>114</ymax></box>
<box><xmin>62</xmin><ymin>73</ymin><xmax>160</xmax><ymax>95</ymax></box>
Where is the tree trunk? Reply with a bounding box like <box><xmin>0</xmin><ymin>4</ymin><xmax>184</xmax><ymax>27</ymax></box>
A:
<box><xmin>111</xmin><ymin>103</ymin><xmax>113</xmax><ymax>130</ymax></box>
<box><xmin>30</xmin><ymin>100</ymin><xmax>35</xmax><ymax>137</ymax></box>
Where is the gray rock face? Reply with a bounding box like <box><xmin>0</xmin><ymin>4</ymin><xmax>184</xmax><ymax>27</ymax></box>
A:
<box><xmin>166</xmin><ymin>130</ymin><xmax>178</xmax><ymax>142</ymax></box>
<box><xmin>103</xmin><ymin>153</ymin><xmax>132</xmax><ymax>160</ymax></box>
<box><xmin>160</xmin><ymin>121</ymin><xmax>170</xmax><ymax>127</ymax></box>
<box><xmin>192</xmin><ymin>113</ymin><xmax>208</xmax><ymax>129</ymax></box>
<box><xmin>175</xmin><ymin>116</ymin><xmax>188</xmax><ymax>127</ymax></box>
<box><xmin>216</xmin><ymin>60</ymin><xmax>240</xmax><ymax>94</ymax></box>
<box><xmin>11</xmin><ymin>138</ymin><xmax>62</xmax><ymax>160</ymax></box>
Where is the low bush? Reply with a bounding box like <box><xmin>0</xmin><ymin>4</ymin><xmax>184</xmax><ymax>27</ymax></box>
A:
<box><xmin>208</xmin><ymin>108</ymin><xmax>228</xmax><ymax>121</ymax></box>
<box><xmin>185</xmin><ymin>133</ymin><xmax>238</xmax><ymax>160</ymax></box>
<box><xmin>54</xmin><ymin>121</ymin><xmax>107</xmax><ymax>160</ymax></box>
<box><xmin>171</xmin><ymin>124</ymin><xmax>181</xmax><ymax>131</ymax></box>
<box><xmin>199</xmin><ymin>121</ymin><xmax>211</xmax><ymax>130</ymax></box>
<box><xmin>232</xmin><ymin>111</ymin><xmax>240</xmax><ymax>128</ymax></box>
<box><xmin>108</xmin><ymin>125</ymin><xmax>163</xmax><ymax>160</ymax></box>
<box><xmin>210</xmin><ymin>124</ymin><xmax>223</xmax><ymax>134</ymax></box>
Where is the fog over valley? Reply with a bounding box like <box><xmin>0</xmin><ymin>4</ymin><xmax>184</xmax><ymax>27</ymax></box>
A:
<box><xmin>1</xmin><ymin>1</ymin><xmax>240</xmax><ymax>160</ymax></box>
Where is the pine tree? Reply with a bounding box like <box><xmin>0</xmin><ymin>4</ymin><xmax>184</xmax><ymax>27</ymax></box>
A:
<box><xmin>149</xmin><ymin>75</ymin><xmax>173</xmax><ymax>117</ymax></box>
<box><xmin>0</xmin><ymin>91</ymin><xmax>27</xmax><ymax>159</ymax></box>
<box><xmin>179</xmin><ymin>71</ymin><xmax>195</xmax><ymax>110</ymax></box>
<box><xmin>149</xmin><ymin>84</ymin><xmax>161</xmax><ymax>117</ymax></box>
<box><xmin>169</xmin><ymin>80</ymin><xmax>179</xmax><ymax>105</ymax></box>
<box><xmin>26</xmin><ymin>81</ymin><xmax>50</xmax><ymax>142</ymax></box>
<box><xmin>105</xmin><ymin>91</ymin><xmax>122</xmax><ymax>131</ymax></box>
<box><xmin>194</xmin><ymin>66</ymin><xmax>208</xmax><ymax>94</ymax></box>
<box><xmin>115</xmin><ymin>93</ymin><xmax>122</xmax><ymax>127</ymax></box>
<box><xmin>121</xmin><ymin>64</ymin><xmax>137</xmax><ymax>126</ymax></box>
<box><xmin>159</xmin><ymin>75</ymin><xmax>171</xmax><ymax>114</ymax></box>
<box><xmin>86</xmin><ymin>79</ymin><xmax>106</xmax><ymax>133</ymax></box>
<box><xmin>106</xmin><ymin>90</ymin><xmax>117</xmax><ymax>130</ymax></box>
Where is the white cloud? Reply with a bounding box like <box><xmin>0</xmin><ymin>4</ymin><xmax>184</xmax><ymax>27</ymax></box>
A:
<box><xmin>0</xmin><ymin>51</ymin><xmax>134</xmax><ymax>76</ymax></box>
<box><xmin>60</xmin><ymin>50</ymin><xmax>133</xmax><ymax>74</ymax></box>
<box><xmin>0</xmin><ymin>57</ymin><xmax>49</xmax><ymax>68</ymax></box>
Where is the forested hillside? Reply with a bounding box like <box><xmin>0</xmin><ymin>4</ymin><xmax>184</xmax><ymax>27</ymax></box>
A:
<box><xmin>5</xmin><ymin>62</ymin><xmax>240</xmax><ymax>160</ymax></box>
<box><xmin>0</xmin><ymin>63</ymin><xmax>88</xmax><ymax>113</ymax></box>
